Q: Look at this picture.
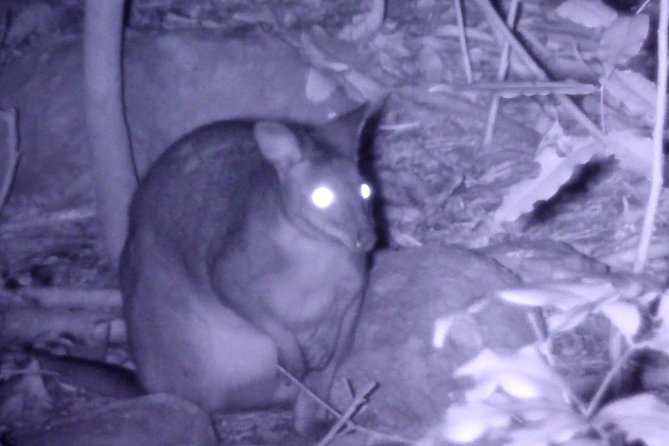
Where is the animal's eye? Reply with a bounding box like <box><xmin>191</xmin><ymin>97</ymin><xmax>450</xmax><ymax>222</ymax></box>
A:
<box><xmin>360</xmin><ymin>183</ymin><xmax>372</xmax><ymax>200</ymax></box>
<box><xmin>311</xmin><ymin>186</ymin><xmax>334</xmax><ymax>209</ymax></box>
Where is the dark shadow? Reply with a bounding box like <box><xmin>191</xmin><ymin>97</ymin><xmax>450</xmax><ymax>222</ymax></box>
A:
<box><xmin>358</xmin><ymin>103</ymin><xmax>389</xmax><ymax>252</ymax></box>
<box><xmin>601</xmin><ymin>0</ymin><xmax>644</xmax><ymax>11</ymax></box>
<box><xmin>525</xmin><ymin>157</ymin><xmax>615</xmax><ymax>227</ymax></box>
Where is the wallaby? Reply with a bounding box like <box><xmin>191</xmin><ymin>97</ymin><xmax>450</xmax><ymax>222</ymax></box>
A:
<box><xmin>77</xmin><ymin>0</ymin><xmax>377</xmax><ymax>437</ymax></box>
<box><xmin>119</xmin><ymin>110</ymin><xmax>376</xmax><ymax>434</ymax></box>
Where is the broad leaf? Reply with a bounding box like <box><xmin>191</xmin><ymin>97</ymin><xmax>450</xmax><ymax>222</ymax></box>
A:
<box><xmin>456</xmin><ymin>346</ymin><xmax>567</xmax><ymax>402</ymax></box>
<box><xmin>604</xmin><ymin>130</ymin><xmax>653</xmax><ymax>178</ymax></box>
<box><xmin>597</xmin><ymin>300</ymin><xmax>641</xmax><ymax>340</ymax></box>
<box><xmin>555</xmin><ymin>0</ymin><xmax>617</xmax><ymax>28</ymax></box>
<box><xmin>595</xmin><ymin>394</ymin><xmax>669</xmax><ymax>446</ymax></box>
<box><xmin>442</xmin><ymin>401</ymin><xmax>513</xmax><ymax>443</ymax></box>
<box><xmin>599</xmin><ymin>15</ymin><xmax>650</xmax><ymax>74</ymax></box>
<box><xmin>602</xmin><ymin>70</ymin><xmax>656</xmax><ymax>125</ymax></box>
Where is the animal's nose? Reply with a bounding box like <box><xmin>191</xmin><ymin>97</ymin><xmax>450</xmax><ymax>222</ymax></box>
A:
<box><xmin>355</xmin><ymin>228</ymin><xmax>377</xmax><ymax>252</ymax></box>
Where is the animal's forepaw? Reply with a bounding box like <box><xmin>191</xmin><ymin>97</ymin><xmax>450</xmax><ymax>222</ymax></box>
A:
<box><xmin>302</xmin><ymin>341</ymin><xmax>333</xmax><ymax>370</ymax></box>
<box><xmin>293</xmin><ymin>393</ymin><xmax>331</xmax><ymax>438</ymax></box>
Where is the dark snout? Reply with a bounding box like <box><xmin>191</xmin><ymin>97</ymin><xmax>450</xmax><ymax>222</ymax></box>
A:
<box><xmin>354</xmin><ymin>226</ymin><xmax>377</xmax><ymax>252</ymax></box>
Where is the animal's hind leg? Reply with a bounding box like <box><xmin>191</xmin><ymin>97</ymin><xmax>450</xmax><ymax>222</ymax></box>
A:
<box><xmin>125</xmin><ymin>272</ymin><xmax>291</xmax><ymax>411</ymax></box>
<box><xmin>193</xmin><ymin>298</ymin><xmax>299</xmax><ymax>410</ymax></box>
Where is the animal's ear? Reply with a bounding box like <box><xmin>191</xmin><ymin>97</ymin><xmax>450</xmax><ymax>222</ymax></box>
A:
<box><xmin>314</xmin><ymin>98</ymin><xmax>385</xmax><ymax>159</ymax></box>
<box><xmin>253</xmin><ymin>121</ymin><xmax>303</xmax><ymax>174</ymax></box>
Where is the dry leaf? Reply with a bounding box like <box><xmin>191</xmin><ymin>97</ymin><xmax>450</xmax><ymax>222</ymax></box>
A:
<box><xmin>494</xmin><ymin>124</ymin><xmax>601</xmax><ymax>224</ymax></box>
<box><xmin>417</xmin><ymin>45</ymin><xmax>444</xmax><ymax>83</ymax></box>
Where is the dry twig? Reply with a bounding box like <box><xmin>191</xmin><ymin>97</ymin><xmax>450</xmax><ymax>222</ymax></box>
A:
<box><xmin>0</xmin><ymin>305</ymin><xmax>117</xmax><ymax>347</ymax></box>
<box><xmin>472</xmin><ymin>0</ymin><xmax>604</xmax><ymax>141</ymax></box>
<box><xmin>634</xmin><ymin>0</ymin><xmax>668</xmax><ymax>273</ymax></box>
<box><xmin>0</xmin><ymin>206</ymin><xmax>96</xmax><ymax>231</ymax></box>
<box><xmin>484</xmin><ymin>0</ymin><xmax>520</xmax><ymax>146</ymax></box>
<box><xmin>317</xmin><ymin>382</ymin><xmax>378</xmax><ymax>446</ymax></box>
<box><xmin>276</xmin><ymin>365</ymin><xmax>412</xmax><ymax>444</ymax></box>
<box><xmin>454</xmin><ymin>0</ymin><xmax>473</xmax><ymax>83</ymax></box>
<box><xmin>18</xmin><ymin>287</ymin><xmax>122</xmax><ymax>309</ymax></box>
<box><xmin>469</xmin><ymin>80</ymin><xmax>596</xmax><ymax>97</ymax></box>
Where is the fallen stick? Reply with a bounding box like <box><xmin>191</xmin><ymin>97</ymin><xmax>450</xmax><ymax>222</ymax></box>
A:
<box><xmin>18</xmin><ymin>287</ymin><xmax>122</xmax><ymax>309</ymax></box>
<box><xmin>317</xmin><ymin>381</ymin><xmax>378</xmax><ymax>446</ymax></box>
<box><xmin>276</xmin><ymin>365</ymin><xmax>412</xmax><ymax>445</ymax></box>
<box><xmin>0</xmin><ymin>305</ymin><xmax>124</xmax><ymax>347</ymax></box>
<box><xmin>0</xmin><ymin>108</ymin><xmax>20</xmax><ymax>215</ymax></box>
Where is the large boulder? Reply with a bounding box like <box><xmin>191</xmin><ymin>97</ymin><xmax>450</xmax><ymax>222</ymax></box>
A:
<box><xmin>0</xmin><ymin>30</ymin><xmax>356</xmax><ymax>205</ymax></box>
<box><xmin>331</xmin><ymin>244</ymin><xmax>534</xmax><ymax>441</ymax></box>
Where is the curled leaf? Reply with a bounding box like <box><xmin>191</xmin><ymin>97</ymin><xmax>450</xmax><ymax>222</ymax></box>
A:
<box><xmin>432</xmin><ymin>315</ymin><xmax>456</xmax><ymax>348</ymax></box>
<box><xmin>499</xmin><ymin>278</ymin><xmax>617</xmax><ymax>311</ymax></box>
<box><xmin>494</xmin><ymin>131</ymin><xmax>601</xmax><ymax>224</ymax></box>
<box><xmin>456</xmin><ymin>346</ymin><xmax>567</xmax><ymax>403</ymax></box>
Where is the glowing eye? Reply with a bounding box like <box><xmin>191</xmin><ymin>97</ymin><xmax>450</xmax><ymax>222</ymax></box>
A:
<box><xmin>311</xmin><ymin>186</ymin><xmax>334</xmax><ymax>209</ymax></box>
<box><xmin>360</xmin><ymin>183</ymin><xmax>372</xmax><ymax>200</ymax></box>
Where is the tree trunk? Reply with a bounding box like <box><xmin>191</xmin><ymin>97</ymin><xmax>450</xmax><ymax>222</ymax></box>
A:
<box><xmin>84</xmin><ymin>0</ymin><xmax>137</xmax><ymax>266</ymax></box>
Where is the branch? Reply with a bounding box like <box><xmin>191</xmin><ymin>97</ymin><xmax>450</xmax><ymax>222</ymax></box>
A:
<box><xmin>276</xmin><ymin>365</ymin><xmax>413</xmax><ymax>444</ymax></box>
<box><xmin>484</xmin><ymin>0</ymin><xmax>520</xmax><ymax>146</ymax></box>
<box><xmin>472</xmin><ymin>0</ymin><xmax>604</xmax><ymax>141</ymax></box>
<box><xmin>455</xmin><ymin>0</ymin><xmax>473</xmax><ymax>83</ymax></box>
<box><xmin>317</xmin><ymin>382</ymin><xmax>377</xmax><ymax>446</ymax></box>
<box><xmin>634</xmin><ymin>0</ymin><xmax>668</xmax><ymax>273</ymax></box>
<box><xmin>0</xmin><ymin>108</ymin><xmax>20</xmax><ymax>215</ymax></box>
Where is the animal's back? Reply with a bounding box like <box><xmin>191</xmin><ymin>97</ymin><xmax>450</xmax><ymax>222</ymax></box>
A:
<box><xmin>128</xmin><ymin>122</ymin><xmax>263</xmax><ymax>267</ymax></box>
<box><xmin>121</xmin><ymin>121</ymin><xmax>286</xmax><ymax>411</ymax></box>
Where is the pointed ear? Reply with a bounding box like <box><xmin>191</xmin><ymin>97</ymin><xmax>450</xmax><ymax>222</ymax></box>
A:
<box><xmin>253</xmin><ymin>121</ymin><xmax>303</xmax><ymax>174</ymax></box>
<box><xmin>314</xmin><ymin>98</ymin><xmax>385</xmax><ymax>159</ymax></box>
<box><xmin>314</xmin><ymin>103</ymin><xmax>369</xmax><ymax>158</ymax></box>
